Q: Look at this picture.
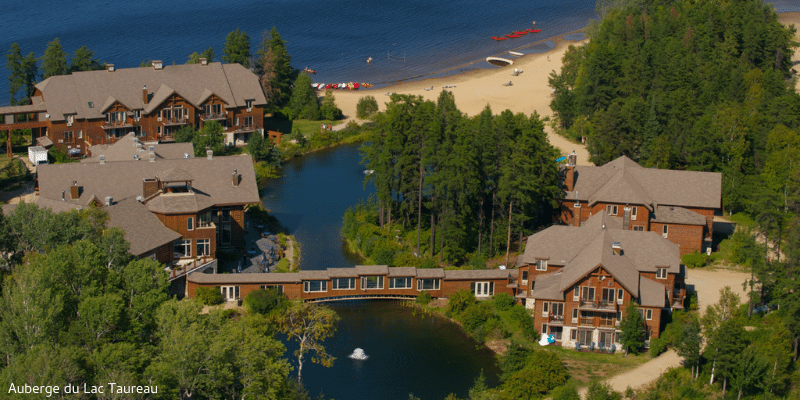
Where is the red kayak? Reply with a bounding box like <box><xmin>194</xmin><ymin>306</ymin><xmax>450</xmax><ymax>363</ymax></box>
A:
<box><xmin>513</xmin><ymin>31</ymin><xmax>528</xmax><ymax>35</ymax></box>
<box><xmin>506</xmin><ymin>34</ymin><xmax>521</xmax><ymax>38</ymax></box>
<box><xmin>528</xmin><ymin>29</ymin><xmax>541</xmax><ymax>33</ymax></box>
<box><xmin>491</xmin><ymin>36</ymin><xmax>507</xmax><ymax>41</ymax></box>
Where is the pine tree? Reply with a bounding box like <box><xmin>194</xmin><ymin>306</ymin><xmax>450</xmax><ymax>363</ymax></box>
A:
<box><xmin>674</xmin><ymin>314</ymin><xmax>702</xmax><ymax>380</ymax></box>
<box><xmin>41</xmin><ymin>38</ymin><xmax>68</xmax><ymax>79</ymax></box>
<box><xmin>68</xmin><ymin>46</ymin><xmax>101</xmax><ymax>72</ymax></box>
<box><xmin>619</xmin><ymin>302</ymin><xmax>645</xmax><ymax>355</ymax></box>
<box><xmin>6</xmin><ymin>43</ymin><xmax>38</xmax><ymax>105</ymax></box>
<box><xmin>222</xmin><ymin>28</ymin><xmax>251</xmax><ymax>67</ymax></box>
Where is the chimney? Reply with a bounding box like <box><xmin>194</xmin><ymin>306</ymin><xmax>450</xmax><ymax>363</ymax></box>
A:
<box><xmin>149</xmin><ymin>153</ymin><xmax>155</xmax><ymax>163</ymax></box>
<box><xmin>142</xmin><ymin>84</ymin><xmax>148</xmax><ymax>105</ymax></box>
<box><xmin>143</xmin><ymin>178</ymin><xmax>159</xmax><ymax>198</ymax></box>
<box><xmin>612</xmin><ymin>242</ymin><xmax>622</xmax><ymax>255</ymax></box>
<box><xmin>70</xmin><ymin>181</ymin><xmax>80</xmax><ymax>199</ymax></box>
<box><xmin>105</xmin><ymin>196</ymin><xmax>113</xmax><ymax>207</ymax></box>
<box><xmin>207</xmin><ymin>149</ymin><xmax>213</xmax><ymax>160</ymax></box>
<box><xmin>623</xmin><ymin>206</ymin><xmax>631</xmax><ymax>230</ymax></box>
<box><xmin>200</xmin><ymin>57</ymin><xmax>208</xmax><ymax>66</ymax></box>
<box><xmin>564</xmin><ymin>151</ymin><xmax>577</xmax><ymax>192</ymax></box>
<box><xmin>106</xmin><ymin>64</ymin><xmax>115</xmax><ymax>72</ymax></box>
<box><xmin>232</xmin><ymin>169</ymin><xmax>240</xmax><ymax>187</ymax></box>
<box><xmin>99</xmin><ymin>155</ymin><xmax>106</xmax><ymax>165</ymax></box>
<box><xmin>152</xmin><ymin>60</ymin><xmax>163</xmax><ymax>70</ymax></box>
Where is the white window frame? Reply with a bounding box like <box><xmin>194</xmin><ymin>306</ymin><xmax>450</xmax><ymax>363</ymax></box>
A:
<box><xmin>646</xmin><ymin>309</ymin><xmax>653</xmax><ymax>320</ymax></box>
<box><xmin>187</xmin><ymin>217</ymin><xmax>194</xmax><ymax>231</ymax></box>
<box><xmin>656</xmin><ymin>267</ymin><xmax>668</xmax><ymax>279</ymax></box>
<box><xmin>245</xmin><ymin>99</ymin><xmax>253</xmax><ymax>110</ymax></box>
<box><xmin>332</xmin><ymin>278</ymin><xmax>356</xmax><ymax>290</ymax></box>
<box><xmin>617</xmin><ymin>289</ymin><xmax>624</xmax><ymax>304</ymax></box>
<box><xmin>197</xmin><ymin>212</ymin><xmax>212</xmax><ymax>228</ymax></box>
<box><xmin>535</xmin><ymin>259</ymin><xmax>547</xmax><ymax>271</ymax></box>
<box><xmin>542</xmin><ymin>302</ymin><xmax>549</xmax><ymax>317</ymax></box>
<box><xmin>473</xmin><ymin>281</ymin><xmax>493</xmax><ymax>297</ymax></box>
<box><xmin>572</xmin><ymin>308</ymin><xmax>578</xmax><ymax>323</ymax></box>
<box><xmin>417</xmin><ymin>278</ymin><xmax>440</xmax><ymax>291</ymax></box>
<box><xmin>220</xmin><ymin>286</ymin><xmax>239</xmax><ymax>301</ymax></box>
<box><xmin>631</xmin><ymin>206</ymin><xmax>637</xmax><ymax>221</ymax></box>
<box><xmin>303</xmin><ymin>280</ymin><xmax>328</xmax><ymax>293</ymax></box>
<box><xmin>360</xmin><ymin>276</ymin><xmax>384</xmax><ymax>290</ymax></box>
<box><xmin>606</xmin><ymin>205</ymin><xmax>618</xmax><ymax>215</ymax></box>
<box><xmin>196</xmin><ymin>239</ymin><xmax>210</xmax><ymax>257</ymax></box>
<box><xmin>244</xmin><ymin>116</ymin><xmax>253</xmax><ymax>127</ymax></box>
<box><xmin>389</xmin><ymin>277</ymin><xmax>412</xmax><ymax>289</ymax></box>
<box><xmin>633</xmin><ymin>225</ymin><xmax>644</xmax><ymax>232</ymax></box>
<box><xmin>550</xmin><ymin>303</ymin><xmax>564</xmax><ymax>318</ymax></box>
<box><xmin>174</xmin><ymin>239</ymin><xmax>191</xmax><ymax>258</ymax></box>
<box><xmin>573</xmin><ymin>287</ymin><xmax>580</xmax><ymax>301</ymax></box>
<box><xmin>662</xmin><ymin>225</ymin><xmax>668</xmax><ymax>238</ymax></box>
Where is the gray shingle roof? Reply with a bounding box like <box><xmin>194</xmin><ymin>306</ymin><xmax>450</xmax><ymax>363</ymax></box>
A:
<box><xmin>416</xmin><ymin>268</ymin><xmax>445</xmax><ymax>278</ymax></box>
<box><xmin>189</xmin><ymin>271</ymin><xmax>301</xmax><ymax>284</ymax></box>
<box><xmin>37</xmin><ymin>154</ymin><xmax>260</xmax><ymax>214</ymax></box>
<box><xmin>529</xmin><ymin>272</ymin><xmax>565</xmax><ymax>301</ymax></box>
<box><xmin>444</xmin><ymin>269</ymin><xmax>510</xmax><ymax>280</ymax></box>
<box><xmin>652</xmin><ymin>205</ymin><xmax>707</xmax><ymax>225</ymax></box>
<box><xmin>33</xmin><ymin>62</ymin><xmax>267</xmax><ymax>122</ymax></box>
<box><xmin>565</xmin><ymin>155</ymin><xmax>721</xmax><ymax>209</ymax></box>
<box><xmin>82</xmin><ymin>133</ymin><xmax>194</xmax><ymax>163</ymax></box>
<box><xmin>639</xmin><ymin>277</ymin><xmax>667</xmax><ymax>308</ymax></box>
<box><xmin>105</xmin><ymin>197</ymin><xmax>181</xmax><ymax>256</ymax></box>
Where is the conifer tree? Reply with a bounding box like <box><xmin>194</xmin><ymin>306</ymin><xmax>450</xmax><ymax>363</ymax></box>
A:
<box><xmin>619</xmin><ymin>302</ymin><xmax>645</xmax><ymax>355</ymax></box>
<box><xmin>222</xmin><ymin>28</ymin><xmax>251</xmax><ymax>67</ymax></box>
<box><xmin>41</xmin><ymin>38</ymin><xmax>68</xmax><ymax>79</ymax></box>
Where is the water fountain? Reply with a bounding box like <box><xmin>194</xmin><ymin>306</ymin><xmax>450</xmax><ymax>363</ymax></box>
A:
<box><xmin>348</xmin><ymin>348</ymin><xmax>368</xmax><ymax>360</ymax></box>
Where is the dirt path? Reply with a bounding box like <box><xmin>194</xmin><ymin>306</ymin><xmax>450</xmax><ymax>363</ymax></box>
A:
<box><xmin>576</xmin><ymin>267</ymin><xmax>750</xmax><ymax>398</ymax></box>
<box><xmin>284</xmin><ymin>236</ymin><xmax>296</xmax><ymax>270</ymax></box>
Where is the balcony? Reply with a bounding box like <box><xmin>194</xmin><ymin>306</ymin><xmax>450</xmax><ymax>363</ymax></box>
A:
<box><xmin>162</xmin><ymin>117</ymin><xmax>189</xmax><ymax>126</ymax></box>
<box><xmin>579</xmin><ymin>317</ymin><xmax>594</xmax><ymax>326</ymax></box>
<box><xmin>101</xmin><ymin>121</ymin><xmax>134</xmax><ymax>130</ymax></box>
<box><xmin>167</xmin><ymin>256</ymin><xmax>215</xmax><ymax>281</ymax></box>
<box><xmin>599</xmin><ymin>319</ymin><xmax>616</xmax><ymax>328</ymax></box>
<box><xmin>548</xmin><ymin>314</ymin><xmax>564</xmax><ymax>324</ymax></box>
<box><xmin>201</xmin><ymin>113</ymin><xmax>227</xmax><ymax>121</ymax></box>
<box><xmin>579</xmin><ymin>299</ymin><xmax>617</xmax><ymax>311</ymax></box>
<box><xmin>232</xmin><ymin>124</ymin><xmax>256</xmax><ymax>133</ymax></box>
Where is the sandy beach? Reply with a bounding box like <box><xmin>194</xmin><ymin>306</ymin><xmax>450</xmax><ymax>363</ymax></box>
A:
<box><xmin>330</xmin><ymin>34</ymin><xmax>594</xmax><ymax>165</ymax></box>
<box><xmin>777</xmin><ymin>12</ymin><xmax>800</xmax><ymax>93</ymax></box>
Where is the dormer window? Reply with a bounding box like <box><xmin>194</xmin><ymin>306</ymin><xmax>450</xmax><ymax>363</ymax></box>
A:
<box><xmin>535</xmin><ymin>259</ymin><xmax>547</xmax><ymax>271</ymax></box>
<box><xmin>133</xmin><ymin>110</ymin><xmax>141</xmax><ymax>120</ymax></box>
<box><xmin>245</xmin><ymin>99</ymin><xmax>253</xmax><ymax>110</ymax></box>
<box><xmin>66</xmin><ymin>114</ymin><xmax>75</xmax><ymax>126</ymax></box>
<box><xmin>606</xmin><ymin>205</ymin><xmax>618</xmax><ymax>215</ymax></box>
<box><xmin>656</xmin><ymin>267</ymin><xmax>667</xmax><ymax>279</ymax></box>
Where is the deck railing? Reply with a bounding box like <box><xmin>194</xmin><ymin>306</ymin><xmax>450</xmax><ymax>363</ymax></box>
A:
<box><xmin>168</xmin><ymin>256</ymin><xmax>215</xmax><ymax>281</ymax></box>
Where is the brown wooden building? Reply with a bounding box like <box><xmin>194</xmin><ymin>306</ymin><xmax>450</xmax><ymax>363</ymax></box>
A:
<box><xmin>515</xmin><ymin>211</ymin><xmax>685</xmax><ymax>350</ymax></box>
<box><xmin>186</xmin><ymin>265</ymin><xmax>514</xmax><ymax>303</ymax></box>
<box><xmin>33</xmin><ymin>148</ymin><xmax>260</xmax><ymax>277</ymax></box>
<box><xmin>559</xmin><ymin>153</ymin><xmax>721</xmax><ymax>256</ymax></box>
<box><xmin>1</xmin><ymin>59</ymin><xmax>269</xmax><ymax>157</ymax></box>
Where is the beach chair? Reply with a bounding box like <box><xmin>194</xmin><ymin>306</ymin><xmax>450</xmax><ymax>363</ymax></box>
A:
<box><xmin>590</xmin><ymin>342</ymin><xmax>596</xmax><ymax>351</ymax></box>
<box><xmin>610</xmin><ymin>344</ymin><xmax>616</xmax><ymax>354</ymax></box>
<box><xmin>575</xmin><ymin>342</ymin><xmax>581</xmax><ymax>351</ymax></box>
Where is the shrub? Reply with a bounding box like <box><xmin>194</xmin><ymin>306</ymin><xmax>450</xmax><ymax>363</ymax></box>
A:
<box><xmin>320</xmin><ymin>89</ymin><xmax>343</xmax><ymax>120</ymax></box>
<box><xmin>356</xmin><ymin>96</ymin><xmax>379</xmax><ymax>118</ymax></box>
<box><xmin>243</xmin><ymin>288</ymin><xmax>284</xmax><ymax>315</ymax></box>
<box><xmin>416</xmin><ymin>291</ymin><xmax>433</xmax><ymax>305</ymax></box>
<box><xmin>492</xmin><ymin>293</ymin><xmax>515</xmax><ymax>311</ymax></box>
<box><xmin>373</xmin><ymin>248</ymin><xmax>396</xmax><ymax>267</ymax></box>
<box><xmin>681</xmin><ymin>251</ymin><xmax>709</xmax><ymax>269</ymax></box>
<box><xmin>585</xmin><ymin>381</ymin><xmax>622</xmax><ymax>400</ymax></box>
<box><xmin>510</xmin><ymin>304</ymin><xmax>537</xmax><ymax>339</ymax></box>
<box><xmin>195</xmin><ymin>286</ymin><xmax>224</xmax><ymax>305</ymax></box>
<box><xmin>447</xmin><ymin>290</ymin><xmax>476</xmax><ymax>316</ymax></box>
<box><xmin>649</xmin><ymin>336</ymin><xmax>668</xmax><ymax>357</ymax></box>
<box><xmin>462</xmin><ymin>302</ymin><xmax>495</xmax><ymax>334</ymax></box>
<box><xmin>419</xmin><ymin>257</ymin><xmax>439</xmax><ymax>269</ymax></box>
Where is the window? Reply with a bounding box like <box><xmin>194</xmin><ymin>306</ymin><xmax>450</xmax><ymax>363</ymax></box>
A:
<box><xmin>260</xmin><ymin>285</ymin><xmax>284</xmax><ymax>295</ymax></box>
<box><xmin>550</xmin><ymin>302</ymin><xmax>564</xmax><ymax>318</ymax></box>
<box><xmin>601</xmin><ymin>288</ymin><xmax>615</xmax><ymax>304</ymax></box>
<box><xmin>521</xmin><ymin>270</ymin><xmax>528</xmax><ymax>282</ymax></box>
<box><xmin>599</xmin><ymin>312</ymin><xmax>615</xmax><ymax>327</ymax></box>
<box><xmin>656</xmin><ymin>267</ymin><xmax>667</xmax><ymax>279</ymax></box>
<box><xmin>66</xmin><ymin>114</ymin><xmax>74</xmax><ymax>125</ymax></box>
<box><xmin>599</xmin><ymin>331</ymin><xmax>614</xmax><ymax>349</ymax></box>
<box><xmin>542</xmin><ymin>302</ymin><xmax>549</xmax><ymax>317</ymax></box>
<box><xmin>548</xmin><ymin>326</ymin><xmax>563</xmax><ymax>341</ymax></box>
<box><xmin>196</xmin><ymin>239</ymin><xmax>210</xmax><ymax>257</ymax></box>
<box><xmin>472</xmin><ymin>282</ymin><xmax>494</xmax><ymax>297</ymax></box>
<box><xmin>572</xmin><ymin>329</ymin><xmax>592</xmax><ymax>346</ymax></box>
<box><xmin>63</xmin><ymin>131</ymin><xmax>73</xmax><ymax>142</ymax></box>
<box><xmin>662</xmin><ymin>225</ymin><xmax>668</xmax><ymax>237</ymax></box>
<box><xmin>220</xmin><ymin>206</ymin><xmax>232</xmax><ymax>222</ymax></box>
<box><xmin>617</xmin><ymin>289</ymin><xmax>624</xmax><ymax>304</ymax></box>
<box><xmin>304</xmin><ymin>280</ymin><xmax>328</xmax><ymax>293</ymax></box>
<box><xmin>417</xmin><ymin>278</ymin><xmax>440</xmax><ymax>291</ymax></box>
<box><xmin>389</xmin><ymin>277</ymin><xmax>412</xmax><ymax>289</ymax></box>
<box><xmin>573</xmin><ymin>287</ymin><xmax>580</xmax><ymax>301</ymax></box>
<box><xmin>244</xmin><ymin>116</ymin><xmax>253</xmax><ymax>127</ymax></box>
<box><xmin>245</xmin><ymin>99</ymin><xmax>253</xmax><ymax>110</ymax></box>
<box><xmin>221</xmin><ymin>224</ymin><xmax>232</xmax><ymax>244</ymax></box>
<box><xmin>580</xmin><ymin>286</ymin><xmax>595</xmax><ymax>302</ymax></box>
<box><xmin>197</xmin><ymin>212</ymin><xmax>212</xmax><ymax>228</ymax></box>
<box><xmin>572</xmin><ymin>308</ymin><xmax>579</xmax><ymax>323</ymax></box>
<box><xmin>360</xmin><ymin>276</ymin><xmax>384</xmax><ymax>289</ymax></box>
<box><xmin>220</xmin><ymin>286</ymin><xmax>239</xmax><ymax>301</ymax></box>
<box><xmin>580</xmin><ymin>311</ymin><xmax>594</xmax><ymax>325</ymax></box>
<box><xmin>535</xmin><ymin>259</ymin><xmax>547</xmax><ymax>271</ymax></box>
<box><xmin>187</xmin><ymin>217</ymin><xmax>194</xmax><ymax>231</ymax></box>
<box><xmin>638</xmin><ymin>309</ymin><xmax>653</xmax><ymax>320</ymax></box>
<box><xmin>332</xmin><ymin>278</ymin><xmax>356</xmax><ymax>290</ymax></box>
<box><xmin>174</xmin><ymin>239</ymin><xmax>191</xmax><ymax>258</ymax></box>
<box><xmin>632</xmin><ymin>225</ymin><xmax>644</xmax><ymax>231</ymax></box>
<box><xmin>606</xmin><ymin>205</ymin><xmax>618</xmax><ymax>215</ymax></box>
<box><xmin>88</xmin><ymin>102</ymin><xmax>94</xmax><ymax>108</ymax></box>
<box><xmin>631</xmin><ymin>207</ymin><xmax>637</xmax><ymax>220</ymax></box>
<box><xmin>161</xmin><ymin>108</ymin><xmax>171</xmax><ymax>120</ymax></box>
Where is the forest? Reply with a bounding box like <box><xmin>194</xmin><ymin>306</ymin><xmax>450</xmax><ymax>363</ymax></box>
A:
<box><xmin>353</xmin><ymin>91</ymin><xmax>560</xmax><ymax>267</ymax></box>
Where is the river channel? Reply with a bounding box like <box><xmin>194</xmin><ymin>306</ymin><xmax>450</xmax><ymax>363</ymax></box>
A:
<box><xmin>261</xmin><ymin>143</ymin><xmax>501</xmax><ymax>400</ymax></box>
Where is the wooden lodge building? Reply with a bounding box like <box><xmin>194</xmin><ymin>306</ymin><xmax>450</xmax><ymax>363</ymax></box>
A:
<box><xmin>21</xmin><ymin>137</ymin><xmax>261</xmax><ymax>281</ymax></box>
<box><xmin>0</xmin><ymin>59</ymin><xmax>272</xmax><ymax>157</ymax></box>
<box><xmin>558</xmin><ymin>153</ymin><xmax>722</xmax><ymax>256</ymax></box>
<box><xmin>514</xmin><ymin>211</ymin><xmax>684</xmax><ymax>350</ymax></box>
<box><xmin>187</xmin><ymin>265</ymin><xmax>515</xmax><ymax>303</ymax></box>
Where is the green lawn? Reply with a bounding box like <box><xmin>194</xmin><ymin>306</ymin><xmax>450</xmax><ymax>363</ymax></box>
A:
<box><xmin>264</xmin><ymin>117</ymin><xmax>343</xmax><ymax>137</ymax></box>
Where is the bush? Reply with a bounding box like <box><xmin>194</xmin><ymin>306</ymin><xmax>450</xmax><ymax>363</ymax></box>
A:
<box><xmin>243</xmin><ymin>288</ymin><xmax>284</xmax><ymax>315</ymax></box>
<box><xmin>649</xmin><ymin>336</ymin><xmax>668</xmax><ymax>357</ymax></box>
<box><xmin>320</xmin><ymin>89</ymin><xmax>342</xmax><ymax>120</ymax></box>
<box><xmin>462</xmin><ymin>302</ymin><xmax>495</xmax><ymax>336</ymax></box>
<box><xmin>373</xmin><ymin>248</ymin><xmax>396</xmax><ymax>267</ymax></box>
<box><xmin>356</xmin><ymin>96</ymin><xmax>379</xmax><ymax>119</ymax></box>
<box><xmin>195</xmin><ymin>286</ymin><xmax>224</xmax><ymax>305</ymax></box>
<box><xmin>681</xmin><ymin>251</ymin><xmax>709</xmax><ymax>269</ymax></box>
<box><xmin>510</xmin><ymin>304</ymin><xmax>537</xmax><ymax>339</ymax></box>
<box><xmin>492</xmin><ymin>293</ymin><xmax>515</xmax><ymax>311</ymax></box>
<box><xmin>447</xmin><ymin>290</ymin><xmax>476</xmax><ymax>316</ymax></box>
<box><xmin>416</xmin><ymin>291</ymin><xmax>433</xmax><ymax>305</ymax></box>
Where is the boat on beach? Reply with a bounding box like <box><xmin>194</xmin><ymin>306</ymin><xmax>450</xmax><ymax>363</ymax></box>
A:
<box><xmin>513</xmin><ymin>31</ymin><xmax>528</xmax><ymax>35</ymax></box>
<box><xmin>528</xmin><ymin>29</ymin><xmax>541</xmax><ymax>33</ymax></box>
<box><xmin>486</xmin><ymin>57</ymin><xmax>514</xmax><ymax>67</ymax></box>
<box><xmin>506</xmin><ymin>34</ymin><xmax>521</xmax><ymax>38</ymax></box>
<box><xmin>509</xmin><ymin>51</ymin><xmax>524</xmax><ymax>56</ymax></box>
<box><xmin>491</xmin><ymin>36</ymin><xmax>507</xmax><ymax>41</ymax></box>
